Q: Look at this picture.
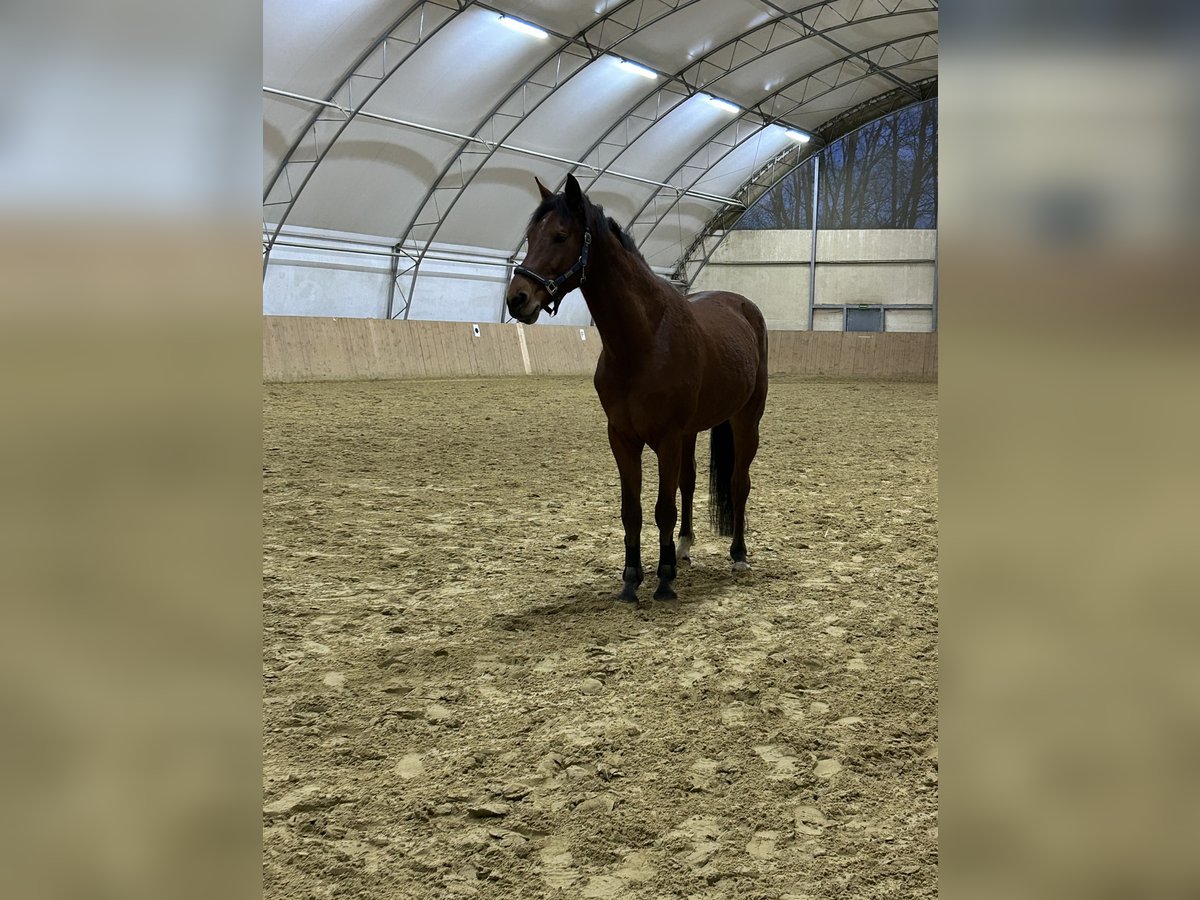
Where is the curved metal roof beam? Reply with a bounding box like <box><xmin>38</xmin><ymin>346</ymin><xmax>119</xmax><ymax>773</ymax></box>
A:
<box><xmin>262</xmin><ymin>0</ymin><xmax>461</xmax><ymax>271</ymax></box>
<box><xmin>509</xmin><ymin>2</ymin><xmax>937</xmax><ymax>260</ymax></box>
<box><xmin>627</xmin><ymin>31</ymin><xmax>938</xmax><ymax>237</ymax></box>
<box><xmin>675</xmin><ymin>82</ymin><xmax>937</xmax><ymax>286</ymax></box>
<box><xmin>391</xmin><ymin>0</ymin><xmax>860</xmax><ymax>314</ymax></box>
<box><xmin>396</xmin><ymin>0</ymin><xmax>708</xmax><ymax>250</ymax></box>
<box><xmin>377</xmin><ymin>0</ymin><xmax>722</xmax><ymax>318</ymax></box>
<box><xmin>261</xmin><ymin>0</ymin><xmax>936</xmax><ymax>312</ymax></box>
<box><xmin>571</xmin><ymin>6</ymin><xmax>935</xmax><ymax>197</ymax></box>
<box><xmin>265</xmin><ymin>0</ymin><xmax>432</xmax><ymax>197</ymax></box>
<box><xmin>758</xmin><ymin>0</ymin><xmax>924</xmax><ymax>102</ymax></box>
<box><xmin>628</xmin><ymin>34</ymin><xmax>938</xmax><ymax>260</ymax></box>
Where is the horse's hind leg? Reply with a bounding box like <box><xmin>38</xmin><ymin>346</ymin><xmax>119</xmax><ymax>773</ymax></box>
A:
<box><xmin>729</xmin><ymin>406</ymin><xmax>763</xmax><ymax>571</ymax></box>
<box><xmin>676</xmin><ymin>433</ymin><xmax>697</xmax><ymax>563</ymax></box>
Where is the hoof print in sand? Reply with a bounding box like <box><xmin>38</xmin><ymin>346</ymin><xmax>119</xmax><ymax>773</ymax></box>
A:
<box><xmin>813</xmin><ymin>758</ymin><xmax>843</xmax><ymax>778</ymax></box>
<box><xmin>573</xmin><ymin>793</ymin><xmax>617</xmax><ymax>814</ymax></box>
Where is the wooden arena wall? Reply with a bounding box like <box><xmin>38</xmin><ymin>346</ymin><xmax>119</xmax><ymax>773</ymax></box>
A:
<box><xmin>262</xmin><ymin>317</ymin><xmax>936</xmax><ymax>382</ymax></box>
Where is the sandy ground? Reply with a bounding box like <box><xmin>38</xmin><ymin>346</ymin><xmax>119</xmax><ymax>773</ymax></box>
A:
<box><xmin>263</xmin><ymin>375</ymin><xmax>938</xmax><ymax>899</ymax></box>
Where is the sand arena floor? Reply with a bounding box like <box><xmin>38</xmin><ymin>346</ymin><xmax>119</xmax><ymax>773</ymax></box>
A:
<box><xmin>263</xmin><ymin>375</ymin><xmax>938</xmax><ymax>899</ymax></box>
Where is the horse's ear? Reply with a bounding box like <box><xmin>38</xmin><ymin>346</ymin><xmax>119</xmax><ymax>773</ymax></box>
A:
<box><xmin>565</xmin><ymin>173</ymin><xmax>585</xmax><ymax>213</ymax></box>
<box><xmin>534</xmin><ymin>176</ymin><xmax>553</xmax><ymax>200</ymax></box>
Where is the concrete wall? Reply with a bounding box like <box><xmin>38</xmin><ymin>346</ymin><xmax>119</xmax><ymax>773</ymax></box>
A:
<box><xmin>261</xmin><ymin>317</ymin><xmax>604</xmax><ymax>382</ymax></box>
<box><xmin>264</xmin><ymin>317</ymin><xmax>514</xmax><ymax>381</ymax></box>
<box><xmin>768</xmin><ymin>331</ymin><xmax>937</xmax><ymax>380</ymax></box>
<box><xmin>691</xmin><ymin>229</ymin><xmax>936</xmax><ymax>331</ymax></box>
<box><xmin>263</xmin><ymin>316</ymin><xmax>936</xmax><ymax>382</ymax></box>
<box><xmin>524</xmin><ymin>323</ymin><xmax>603</xmax><ymax>376</ymax></box>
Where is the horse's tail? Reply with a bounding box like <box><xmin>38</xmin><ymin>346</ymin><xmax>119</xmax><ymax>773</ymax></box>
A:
<box><xmin>709</xmin><ymin>421</ymin><xmax>736</xmax><ymax>537</ymax></box>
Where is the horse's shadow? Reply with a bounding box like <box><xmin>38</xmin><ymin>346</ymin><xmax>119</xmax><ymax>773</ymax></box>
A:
<box><xmin>487</xmin><ymin>560</ymin><xmax>745</xmax><ymax>647</ymax></box>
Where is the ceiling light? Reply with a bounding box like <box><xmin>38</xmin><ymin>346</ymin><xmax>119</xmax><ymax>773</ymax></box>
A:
<box><xmin>785</xmin><ymin>129</ymin><xmax>812</xmax><ymax>143</ymax></box>
<box><xmin>498</xmin><ymin>15</ymin><xmax>548</xmax><ymax>39</ymax></box>
<box><xmin>616</xmin><ymin>58</ymin><xmax>658</xmax><ymax>79</ymax></box>
<box><xmin>702</xmin><ymin>94</ymin><xmax>740</xmax><ymax>113</ymax></box>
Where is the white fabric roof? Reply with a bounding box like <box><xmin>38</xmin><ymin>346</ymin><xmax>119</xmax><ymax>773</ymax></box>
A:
<box><xmin>264</xmin><ymin>0</ymin><xmax>937</xmax><ymax>271</ymax></box>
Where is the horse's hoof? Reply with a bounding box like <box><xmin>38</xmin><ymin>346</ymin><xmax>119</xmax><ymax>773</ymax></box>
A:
<box><xmin>732</xmin><ymin>560</ymin><xmax>751</xmax><ymax>573</ymax></box>
<box><xmin>676</xmin><ymin>537</ymin><xmax>693</xmax><ymax>562</ymax></box>
<box><xmin>618</xmin><ymin>586</ymin><xmax>639</xmax><ymax>603</ymax></box>
<box><xmin>653</xmin><ymin>582</ymin><xmax>677</xmax><ymax>601</ymax></box>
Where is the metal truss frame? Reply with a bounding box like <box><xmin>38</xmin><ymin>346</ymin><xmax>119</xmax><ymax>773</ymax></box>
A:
<box><xmin>385</xmin><ymin>0</ymin><xmax>712</xmax><ymax>318</ymax></box>
<box><xmin>563</xmin><ymin>1</ymin><xmax>937</xmax><ymax>197</ymax></box>
<box><xmin>758</xmin><ymin>0</ymin><xmax>926</xmax><ymax>103</ymax></box>
<box><xmin>262</xmin><ymin>0</ymin><xmax>463</xmax><ymax>273</ymax></box>
<box><xmin>261</xmin><ymin>0</ymin><xmax>938</xmax><ymax>322</ymax></box>
<box><xmin>673</xmin><ymin>80</ymin><xmax>937</xmax><ymax>288</ymax></box>
<box><xmin>505</xmin><ymin>2</ymin><xmax>936</xmax><ymax>270</ymax></box>
<box><xmin>394</xmin><ymin>0</ymin><xmax>917</xmax><ymax>320</ymax></box>
<box><xmin>389</xmin><ymin>0</ymin><xmax>888</xmax><ymax>319</ymax></box>
<box><xmin>625</xmin><ymin>31</ymin><xmax>938</xmax><ymax>263</ymax></box>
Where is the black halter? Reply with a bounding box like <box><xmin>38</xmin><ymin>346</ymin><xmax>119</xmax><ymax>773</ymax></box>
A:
<box><xmin>513</xmin><ymin>229</ymin><xmax>591</xmax><ymax>316</ymax></box>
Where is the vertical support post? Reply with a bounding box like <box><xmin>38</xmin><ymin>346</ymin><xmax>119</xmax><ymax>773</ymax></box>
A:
<box><xmin>385</xmin><ymin>243</ymin><xmax>401</xmax><ymax>320</ymax></box>
<box><xmin>500</xmin><ymin>258</ymin><xmax>515</xmax><ymax>322</ymax></box>
<box><xmin>807</xmin><ymin>153</ymin><xmax>820</xmax><ymax>331</ymax></box>
<box><xmin>401</xmin><ymin>263</ymin><xmax>416</xmax><ymax>320</ymax></box>
<box><xmin>931</xmin><ymin>227</ymin><xmax>939</xmax><ymax>332</ymax></box>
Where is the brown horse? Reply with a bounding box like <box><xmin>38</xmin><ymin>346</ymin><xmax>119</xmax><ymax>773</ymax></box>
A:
<box><xmin>506</xmin><ymin>174</ymin><xmax>768</xmax><ymax>602</ymax></box>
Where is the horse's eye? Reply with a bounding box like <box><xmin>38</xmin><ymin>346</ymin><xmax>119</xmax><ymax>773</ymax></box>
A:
<box><xmin>553</xmin><ymin>233</ymin><xmax>567</xmax><ymax>244</ymax></box>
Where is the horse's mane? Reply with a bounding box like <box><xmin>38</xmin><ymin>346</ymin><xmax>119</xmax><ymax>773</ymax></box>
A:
<box><xmin>528</xmin><ymin>192</ymin><xmax>647</xmax><ymax>265</ymax></box>
<box><xmin>606</xmin><ymin>215</ymin><xmax>642</xmax><ymax>257</ymax></box>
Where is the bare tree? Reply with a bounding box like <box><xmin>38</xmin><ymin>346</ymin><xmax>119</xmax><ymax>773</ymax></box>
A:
<box><xmin>735</xmin><ymin>99</ymin><xmax>937</xmax><ymax>232</ymax></box>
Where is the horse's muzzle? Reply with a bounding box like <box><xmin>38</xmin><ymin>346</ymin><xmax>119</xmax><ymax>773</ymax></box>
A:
<box><xmin>506</xmin><ymin>285</ymin><xmax>541</xmax><ymax>324</ymax></box>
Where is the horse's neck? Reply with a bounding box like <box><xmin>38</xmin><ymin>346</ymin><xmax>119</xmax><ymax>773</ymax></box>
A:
<box><xmin>579</xmin><ymin>239</ymin><xmax>668</xmax><ymax>359</ymax></box>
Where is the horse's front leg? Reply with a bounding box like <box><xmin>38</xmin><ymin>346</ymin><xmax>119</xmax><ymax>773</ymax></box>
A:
<box><xmin>652</xmin><ymin>436</ymin><xmax>683</xmax><ymax>600</ymax></box>
<box><xmin>608</xmin><ymin>425</ymin><xmax>644</xmax><ymax>603</ymax></box>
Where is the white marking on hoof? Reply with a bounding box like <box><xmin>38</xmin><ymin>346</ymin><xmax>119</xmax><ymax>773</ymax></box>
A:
<box><xmin>732</xmin><ymin>560</ymin><xmax>751</xmax><ymax>572</ymax></box>
<box><xmin>676</xmin><ymin>536</ymin><xmax>693</xmax><ymax>561</ymax></box>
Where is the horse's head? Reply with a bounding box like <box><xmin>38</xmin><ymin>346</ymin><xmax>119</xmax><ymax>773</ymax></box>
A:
<box><xmin>506</xmin><ymin>173</ymin><xmax>592</xmax><ymax>324</ymax></box>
